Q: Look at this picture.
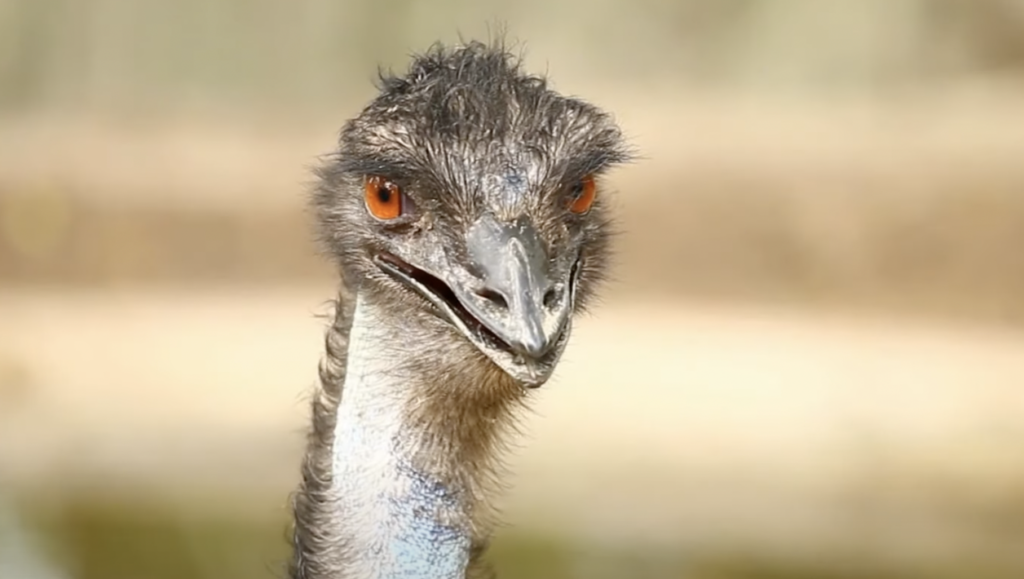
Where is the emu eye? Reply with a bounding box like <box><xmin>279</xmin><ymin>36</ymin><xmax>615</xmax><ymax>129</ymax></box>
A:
<box><xmin>364</xmin><ymin>176</ymin><xmax>403</xmax><ymax>220</ymax></box>
<box><xmin>568</xmin><ymin>175</ymin><xmax>596</xmax><ymax>214</ymax></box>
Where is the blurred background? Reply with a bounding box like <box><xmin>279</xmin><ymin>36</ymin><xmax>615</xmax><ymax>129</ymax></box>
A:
<box><xmin>3</xmin><ymin>1</ymin><xmax>1024</xmax><ymax>578</ymax></box>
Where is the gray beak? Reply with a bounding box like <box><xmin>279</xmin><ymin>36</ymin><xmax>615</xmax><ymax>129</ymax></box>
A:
<box><xmin>373</xmin><ymin>213</ymin><xmax>576</xmax><ymax>386</ymax></box>
<box><xmin>452</xmin><ymin>215</ymin><xmax>572</xmax><ymax>361</ymax></box>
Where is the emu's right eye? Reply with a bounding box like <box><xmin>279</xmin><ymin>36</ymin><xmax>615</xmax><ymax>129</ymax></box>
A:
<box><xmin>568</xmin><ymin>174</ymin><xmax>596</xmax><ymax>214</ymax></box>
<box><xmin>364</xmin><ymin>176</ymin><xmax>403</xmax><ymax>220</ymax></box>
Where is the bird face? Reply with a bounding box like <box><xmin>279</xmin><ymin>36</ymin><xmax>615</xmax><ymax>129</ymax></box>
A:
<box><xmin>362</xmin><ymin>173</ymin><xmax>589</xmax><ymax>389</ymax></box>
<box><xmin>314</xmin><ymin>43</ymin><xmax>630</xmax><ymax>388</ymax></box>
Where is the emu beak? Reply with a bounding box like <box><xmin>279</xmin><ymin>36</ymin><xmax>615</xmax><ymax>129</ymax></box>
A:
<box><xmin>374</xmin><ymin>215</ymin><xmax>576</xmax><ymax>388</ymax></box>
<box><xmin>457</xmin><ymin>215</ymin><xmax>574</xmax><ymax>367</ymax></box>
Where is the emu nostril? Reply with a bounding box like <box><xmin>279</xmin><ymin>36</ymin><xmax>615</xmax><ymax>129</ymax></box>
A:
<box><xmin>543</xmin><ymin>288</ymin><xmax>558</xmax><ymax>309</ymax></box>
<box><xmin>476</xmin><ymin>287</ymin><xmax>508</xmax><ymax>310</ymax></box>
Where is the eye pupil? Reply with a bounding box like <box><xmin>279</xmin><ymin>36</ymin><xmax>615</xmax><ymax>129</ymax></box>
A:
<box><xmin>377</xmin><ymin>186</ymin><xmax>391</xmax><ymax>204</ymax></box>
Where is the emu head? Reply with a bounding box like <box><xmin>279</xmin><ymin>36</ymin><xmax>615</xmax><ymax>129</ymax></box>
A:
<box><xmin>313</xmin><ymin>42</ymin><xmax>630</xmax><ymax>388</ymax></box>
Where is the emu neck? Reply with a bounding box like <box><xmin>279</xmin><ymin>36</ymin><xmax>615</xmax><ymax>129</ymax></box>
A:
<box><xmin>328</xmin><ymin>293</ymin><xmax>520</xmax><ymax>578</ymax></box>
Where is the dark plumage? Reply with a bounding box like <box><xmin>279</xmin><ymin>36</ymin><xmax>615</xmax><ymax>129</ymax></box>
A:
<box><xmin>290</xmin><ymin>39</ymin><xmax>631</xmax><ymax>579</ymax></box>
<box><xmin>313</xmin><ymin>41</ymin><xmax>629</xmax><ymax>314</ymax></box>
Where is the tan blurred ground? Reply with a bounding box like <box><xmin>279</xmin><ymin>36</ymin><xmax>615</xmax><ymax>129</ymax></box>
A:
<box><xmin>3</xmin><ymin>284</ymin><xmax>1024</xmax><ymax>572</ymax></box>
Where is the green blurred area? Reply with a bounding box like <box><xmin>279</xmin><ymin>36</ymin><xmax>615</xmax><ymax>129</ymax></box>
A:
<box><xmin>18</xmin><ymin>498</ymin><xmax>1012</xmax><ymax>579</ymax></box>
<box><xmin>3</xmin><ymin>0</ymin><xmax>1024</xmax><ymax>114</ymax></box>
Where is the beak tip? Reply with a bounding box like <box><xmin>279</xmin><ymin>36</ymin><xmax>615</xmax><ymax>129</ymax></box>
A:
<box><xmin>512</xmin><ymin>327</ymin><xmax>555</xmax><ymax>360</ymax></box>
<box><xmin>517</xmin><ymin>342</ymin><xmax>549</xmax><ymax>360</ymax></box>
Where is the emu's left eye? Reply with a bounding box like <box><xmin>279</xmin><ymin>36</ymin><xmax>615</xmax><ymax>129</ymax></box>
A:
<box><xmin>364</xmin><ymin>176</ymin><xmax>403</xmax><ymax>221</ymax></box>
<box><xmin>568</xmin><ymin>175</ymin><xmax>596</xmax><ymax>214</ymax></box>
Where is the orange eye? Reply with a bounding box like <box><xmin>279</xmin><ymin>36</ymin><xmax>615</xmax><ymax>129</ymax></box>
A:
<box><xmin>364</xmin><ymin>175</ymin><xmax>403</xmax><ymax>220</ymax></box>
<box><xmin>568</xmin><ymin>175</ymin><xmax>596</xmax><ymax>214</ymax></box>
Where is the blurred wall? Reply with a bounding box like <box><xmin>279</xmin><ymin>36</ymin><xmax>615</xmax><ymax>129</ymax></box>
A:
<box><xmin>4</xmin><ymin>0</ymin><xmax>1024</xmax><ymax>111</ymax></box>
<box><xmin>3</xmin><ymin>0</ymin><xmax>1024</xmax><ymax>323</ymax></box>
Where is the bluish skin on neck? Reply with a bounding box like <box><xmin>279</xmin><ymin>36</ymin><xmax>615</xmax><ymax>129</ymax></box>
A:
<box><xmin>333</xmin><ymin>428</ymin><xmax>474</xmax><ymax>579</ymax></box>
<box><xmin>378</xmin><ymin>460</ymin><xmax>471</xmax><ymax>578</ymax></box>
<box><xmin>330</xmin><ymin>294</ymin><xmax>476</xmax><ymax>578</ymax></box>
<box><xmin>332</xmin><ymin>429</ymin><xmax>474</xmax><ymax>579</ymax></box>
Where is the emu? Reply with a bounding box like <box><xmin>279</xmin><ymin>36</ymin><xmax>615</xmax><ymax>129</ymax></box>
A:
<box><xmin>289</xmin><ymin>40</ymin><xmax>630</xmax><ymax>579</ymax></box>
